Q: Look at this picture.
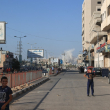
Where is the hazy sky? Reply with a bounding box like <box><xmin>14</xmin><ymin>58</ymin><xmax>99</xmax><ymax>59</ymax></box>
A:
<box><xmin>0</xmin><ymin>0</ymin><xmax>83</xmax><ymax>60</ymax></box>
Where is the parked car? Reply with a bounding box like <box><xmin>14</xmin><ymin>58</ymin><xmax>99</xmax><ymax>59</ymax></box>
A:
<box><xmin>92</xmin><ymin>68</ymin><xmax>102</xmax><ymax>76</ymax></box>
<box><xmin>84</xmin><ymin>67</ymin><xmax>87</xmax><ymax>73</ymax></box>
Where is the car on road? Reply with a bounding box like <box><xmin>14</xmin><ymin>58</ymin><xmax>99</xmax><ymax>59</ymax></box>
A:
<box><xmin>92</xmin><ymin>68</ymin><xmax>102</xmax><ymax>76</ymax></box>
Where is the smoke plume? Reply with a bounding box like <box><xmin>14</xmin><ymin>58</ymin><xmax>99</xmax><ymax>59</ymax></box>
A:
<box><xmin>62</xmin><ymin>48</ymin><xmax>76</xmax><ymax>64</ymax></box>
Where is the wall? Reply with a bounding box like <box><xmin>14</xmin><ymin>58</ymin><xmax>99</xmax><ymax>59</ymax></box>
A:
<box><xmin>0</xmin><ymin>70</ymin><xmax>42</xmax><ymax>88</ymax></box>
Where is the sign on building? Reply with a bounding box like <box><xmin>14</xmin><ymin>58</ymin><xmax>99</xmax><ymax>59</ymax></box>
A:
<box><xmin>0</xmin><ymin>22</ymin><xmax>6</xmax><ymax>44</ymax></box>
<box><xmin>27</xmin><ymin>49</ymin><xmax>44</xmax><ymax>58</ymax></box>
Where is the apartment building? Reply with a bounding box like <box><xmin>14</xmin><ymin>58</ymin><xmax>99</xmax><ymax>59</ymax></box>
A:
<box><xmin>82</xmin><ymin>0</ymin><xmax>103</xmax><ymax>66</ymax></box>
<box><xmin>82</xmin><ymin>0</ymin><xmax>102</xmax><ymax>51</ymax></box>
<box><xmin>89</xmin><ymin>7</ymin><xmax>107</xmax><ymax>67</ymax></box>
<box><xmin>101</xmin><ymin>0</ymin><xmax>110</xmax><ymax>68</ymax></box>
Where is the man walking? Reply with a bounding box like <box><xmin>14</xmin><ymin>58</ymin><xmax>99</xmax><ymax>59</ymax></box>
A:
<box><xmin>84</xmin><ymin>68</ymin><xmax>95</xmax><ymax>96</ymax></box>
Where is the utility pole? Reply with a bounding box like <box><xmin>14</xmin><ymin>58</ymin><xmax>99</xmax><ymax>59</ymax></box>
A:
<box><xmin>92</xmin><ymin>30</ymin><xmax>100</xmax><ymax>67</ymax></box>
<box><xmin>14</xmin><ymin>36</ymin><xmax>26</xmax><ymax>65</ymax></box>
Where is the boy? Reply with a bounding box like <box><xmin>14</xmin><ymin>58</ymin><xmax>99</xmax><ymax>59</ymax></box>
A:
<box><xmin>84</xmin><ymin>68</ymin><xmax>95</xmax><ymax>96</ymax></box>
<box><xmin>0</xmin><ymin>76</ymin><xmax>12</xmax><ymax>110</ymax></box>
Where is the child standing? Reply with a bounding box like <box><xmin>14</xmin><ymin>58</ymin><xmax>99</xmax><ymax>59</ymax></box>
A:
<box><xmin>0</xmin><ymin>76</ymin><xmax>13</xmax><ymax>110</ymax></box>
<box><xmin>84</xmin><ymin>68</ymin><xmax>95</xmax><ymax>96</ymax></box>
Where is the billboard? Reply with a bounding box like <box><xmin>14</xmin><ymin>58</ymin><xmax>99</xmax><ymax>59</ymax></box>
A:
<box><xmin>0</xmin><ymin>22</ymin><xmax>6</xmax><ymax>44</ymax></box>
<box><xmin>27</xmin><ymin>49</ymin><xmax>44</xmax><ymax>58</ymax></box>
<box><xmin>51</xmin><ymin>58</ymin><xmax>58</xmax><ymax>63</ymax></box>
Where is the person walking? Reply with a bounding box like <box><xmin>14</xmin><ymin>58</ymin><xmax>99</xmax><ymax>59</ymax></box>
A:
<box><xmin>6</xmin><ymin>68</ymin><xmax>8</xmax><ymax>73</ymax></box>
<box><xmin>52</xmin><ymin>66</ymin><xmax>54</xmax><ymax>74</ymax></box>
<box><xmin>84</xmin><ymin>68</ymin><xmax>95</xmax><ymax>96</ymax></box>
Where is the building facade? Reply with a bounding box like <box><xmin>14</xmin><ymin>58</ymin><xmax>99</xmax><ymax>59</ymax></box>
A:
<box><xmin>81</xmin><ymin>0</ymin><xmax>110</xmax><ymax>67</ymax></box>
<box><xmin>82</xmin><ymin>0</ymin><xmax>102</xmax><ymax>51</ymax></box>
<box><xmin>101</xmin><ymin>0</ymin><xmax>110</xmax><ymax>68</ymax></box>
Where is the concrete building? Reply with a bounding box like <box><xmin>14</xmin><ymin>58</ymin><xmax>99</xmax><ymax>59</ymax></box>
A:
<box><xmin>82</xmin><ymin>0</ymin><xmax>102</xmax><ymax>52</ymax></box>
<box><xmin>0</xmin><ymin>50</ymin><xmax>14</xmax><ymax>70</ymax></box>
<box><xmin>101</xmin><ymin>0</ymin><xmax>110</xmax><ymax>68</ymax></box>
<box><xmin>77</xmin><ymin>54</ymin><xmax>84</xmax><ymax>67</ymax></box>
<box><xmin>89</xmin><ymin>10</ymin><xmax>107</xmax><ymax>67</ymax></box>
<box><xmin>82</xmin><ymin>0</ymin><xmax>108</xmax><ymax>67</ymax></box>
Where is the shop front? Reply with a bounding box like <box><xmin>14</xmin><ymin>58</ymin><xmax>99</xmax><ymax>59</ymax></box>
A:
<box><xmin>104</xmin><ymin>44</ymin><xmax>110</xmax><ymax>68</ymax></box>
<box><xmin>95</xmin><ymin>43</ymin><xmax>105</xmax><ymax>67</ymax></box>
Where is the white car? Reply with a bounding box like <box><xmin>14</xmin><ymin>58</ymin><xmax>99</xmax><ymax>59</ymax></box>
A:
<box><xmin>84</xmin><ymin>67</ymin><xmax>87</xmax><ymax>73</ymax></box>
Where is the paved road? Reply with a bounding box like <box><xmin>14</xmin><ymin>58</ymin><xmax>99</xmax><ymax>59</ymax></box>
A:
<box><xmin>10</xmin><ymin>70</ymin><xmax>110</xmax><ymax>110</ymax></box>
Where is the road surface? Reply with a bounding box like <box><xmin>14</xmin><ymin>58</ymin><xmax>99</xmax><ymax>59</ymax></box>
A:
<box><xmin>10</xmin><ymin>70</ymin><xmax>110</xmax><ymax>110</ymax></box>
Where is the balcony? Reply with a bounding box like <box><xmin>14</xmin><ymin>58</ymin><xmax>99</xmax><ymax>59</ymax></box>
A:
<box><xmin>89</xmin><ymin>11</ymin><xmax>107</xmax><ymax>44</ymax></box>
<box><xmin>101</xmin><ymin>15</ymin><xmax>110</xmax><ymax>31</ymax></box>
<box><xmin>90</xmin><ymin>31</ymin><xmax>107</xmax><ymax>44</ymax></box>
<box><xmin>101</xmin><ymin>0</ymin><xmax>110</xmax><ymax>31</ymax></box>
<box><xmin>89</xmin><ymin>11</ymin><xmax>101</xmax><ymax>28</ymax></box>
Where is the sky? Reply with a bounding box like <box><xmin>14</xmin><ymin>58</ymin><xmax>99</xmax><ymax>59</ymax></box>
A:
<box><xmin>0</xmin><ymin>0</ymin><xmax>83</xmax><ymax>61</ymax></box>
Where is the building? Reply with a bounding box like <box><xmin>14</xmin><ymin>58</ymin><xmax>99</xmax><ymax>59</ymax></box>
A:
<box><xmin>89</xmin><ymin>5</ymin><xmax>107</xmax><ymax>67</ymax></box>
<box><xmin>77</xmin><ymin>54</ymin><xmax>84</xmax><ymax>67</ymax></box>
<box><xmin>82</xmin><ymin>0</ymin><xmax>102</xmax><ymax>51</ymax></box>
<box><xmin>101</xmin><ymin>0</ymin><xmax>110</xmax><ymax>68</ymax></box>
<box><xmin>0</xmin><ymin>50</ymin><xmax>14</xmax><ymax>70</ymax></box>
<box><xmin>82</xmin><ymin>0</ymin><xmax>107</xmax><ymax>67</ymax></box>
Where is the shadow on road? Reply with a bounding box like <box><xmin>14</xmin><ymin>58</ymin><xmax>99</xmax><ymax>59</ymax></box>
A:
<box><xmin>95</xmin><ymin>94</ymin><xmax>110</xmax><ymax>96</ymax></box>
<box><xmin>66</xmin><ymin>70</ymin><xmax>79</xmax><ymax>72</ymax></box>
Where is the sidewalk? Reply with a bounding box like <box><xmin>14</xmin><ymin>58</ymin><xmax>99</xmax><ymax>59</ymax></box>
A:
<box><xmin>12</xmin><ymin>77</ymin><xmax>49</xmax><ymax>99</ymax></box>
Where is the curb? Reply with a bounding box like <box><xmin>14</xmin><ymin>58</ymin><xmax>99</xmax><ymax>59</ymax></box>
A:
<box><xmin>12</xmin><ymin>77</ymin><xmax>49</xmax><ymax>98</ymax></box>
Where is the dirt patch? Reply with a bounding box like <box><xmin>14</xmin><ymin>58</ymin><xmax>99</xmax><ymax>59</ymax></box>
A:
<box><xmin>12</xmin><ymin>83</ymin><xmax>33</xmax><ymax>93</ymax></box>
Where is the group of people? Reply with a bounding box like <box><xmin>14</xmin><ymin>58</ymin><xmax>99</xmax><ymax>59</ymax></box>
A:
<box><xmin>4</xmin><ymin>68</ymin><xmax>14</xmax><ymax>73</ymax></box>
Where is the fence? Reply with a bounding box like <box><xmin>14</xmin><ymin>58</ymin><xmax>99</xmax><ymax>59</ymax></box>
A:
<box><xmin>0</xmin><ymin>70</ymin><xmax>42</xmax><ymax>88</ymax></box>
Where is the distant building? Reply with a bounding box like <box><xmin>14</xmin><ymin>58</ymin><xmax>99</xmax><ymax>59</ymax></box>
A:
<box><xmin>77</xmin><ymin>54</ymin><xmax>84</xmax><ymax>66</ymax></box>
<box><xmin>0</xmin><ymin>50</ymin><xmax>14</xmax><ymax>69</ymax></box>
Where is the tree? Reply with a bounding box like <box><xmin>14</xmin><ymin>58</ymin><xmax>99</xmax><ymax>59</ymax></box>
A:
<box><xmin>12</xmin><ymin>58</ymin><xmax>20</xmax><ymax>71</ymax></box>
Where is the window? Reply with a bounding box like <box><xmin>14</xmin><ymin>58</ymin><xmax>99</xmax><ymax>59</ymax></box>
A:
<box><xmin>82</xmin><ymin>10</ymin><xmax>84</xmax><ymax>15</ymax></box>
<box><xmin>108</xmin><ymin>5</ymin><xmax>110</xmax><ymax>16</ymax></box>
<box><xmin>97</xmin><ymin>8</ymin><xmax>101</xmax><ymax>11</ymax></box>
<box><xmin>83</xmin><ymin>37</ymin><xmax>84</xmax><ymax>41</ymax></box>
<box><xmin>97</xmin><ymin>1</ymin><xmax>101</xmax><ymax>4</ymax></box>
<box><xmin>82</xmin><ymin>31</ymin><xmax>84</xmax><ymax>36</ymax></box>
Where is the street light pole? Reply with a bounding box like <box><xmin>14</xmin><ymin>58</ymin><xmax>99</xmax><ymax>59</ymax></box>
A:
<box><xmin>89</xmin><ymin>42</ymin><xmax>91</xmax><ymax>66</ymax></box>
<box><xmin>92</xmin><ymin>30</ymin><xmax>100</xmax><ymax>67</ymax></box>
<box><xmin>97</xmin><ymin>32</ymin><xmax>99</xmax><ymax>67</ymax></box>
<box><xmin>86</xmin><ymin>41</ymin><xmax>91</xmax><ymax>66</ymax></box>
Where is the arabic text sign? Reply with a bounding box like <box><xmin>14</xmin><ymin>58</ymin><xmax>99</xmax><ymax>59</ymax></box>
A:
<box><xmin>27</xmin><ymin>49</ymin><xmax>44</xmax><ymax>58</ymax></box>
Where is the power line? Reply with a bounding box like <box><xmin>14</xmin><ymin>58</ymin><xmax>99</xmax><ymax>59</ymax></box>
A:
<box><xmin>7</xmin><ymin>27</ymin><xmax>81</xmax><ymax>43</ymax></box>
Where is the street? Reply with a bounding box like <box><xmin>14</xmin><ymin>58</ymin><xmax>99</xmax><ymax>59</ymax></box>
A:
<box><xmin>10</xmin><ymin>71</ymin><xmax>110</xmax><ymax>110</ymax></box>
